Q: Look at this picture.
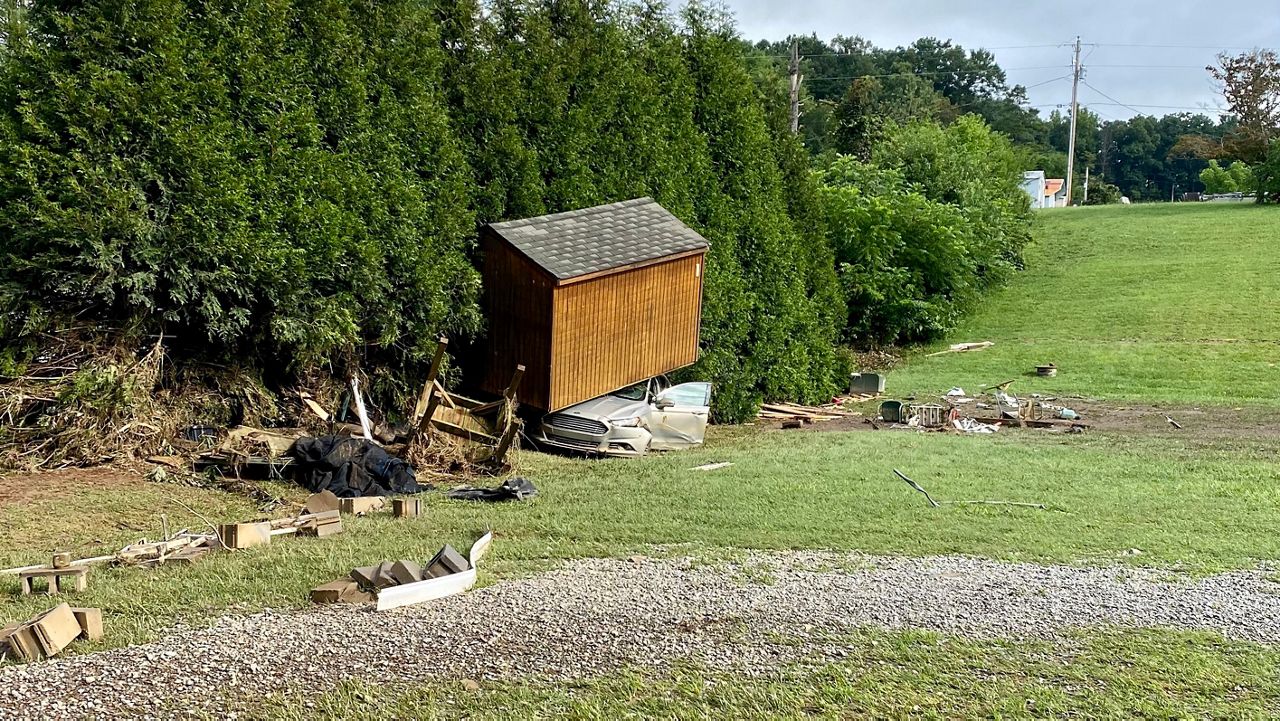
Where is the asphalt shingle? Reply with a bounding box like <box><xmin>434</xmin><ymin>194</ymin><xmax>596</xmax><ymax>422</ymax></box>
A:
<box><xmin>487</xmin><ymin>197</ymin><xmax>709</xmax><ymax>281</ymax></box>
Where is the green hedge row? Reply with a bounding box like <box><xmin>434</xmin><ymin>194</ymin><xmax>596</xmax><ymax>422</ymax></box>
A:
<box><xmin>0</xmin><ymin>0</ymin><xmax>1031</xmax><ymax>422</ymax></box>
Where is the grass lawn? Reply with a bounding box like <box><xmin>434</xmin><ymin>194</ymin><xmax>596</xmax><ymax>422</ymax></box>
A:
<box><xmin>890</xmin><ymin>203</ymin><xmax>1280</xmax><ymax>406</ymax></box>
<box><xmin>248</xmin><ymin>629</ymin><xmax>1280</xmax><ymax>719</ymax></box>
<box><xmin>2</xmin><ymin>203</ymin><xmax>1279</xmax><ymax>715</ymax></box>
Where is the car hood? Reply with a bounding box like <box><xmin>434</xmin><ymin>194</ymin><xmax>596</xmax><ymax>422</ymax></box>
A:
<box><xmin>554</xmin><ymin>394</ymin><xmax>650</xmax><ymax>421</ymax></box>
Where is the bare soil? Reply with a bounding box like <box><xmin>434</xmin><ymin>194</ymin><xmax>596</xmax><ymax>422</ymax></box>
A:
<box><xmin>0</xmin><ymin>466</ymin><xmax>148</xmax><ymax>506</ymax></box>
<box><xmin>766</xmin><ymin>400</ymin><xmax>1280</xmax><ymax>441</ymax></box>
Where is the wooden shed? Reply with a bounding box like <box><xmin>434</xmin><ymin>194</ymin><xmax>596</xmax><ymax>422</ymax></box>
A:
<box><xmin>478</xmin><ymin>197</ymin><xmax>709</xmax><ymax>412</ymax></box>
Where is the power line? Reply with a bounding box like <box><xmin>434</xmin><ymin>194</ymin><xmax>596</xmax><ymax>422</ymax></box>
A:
<box><xmin>1087</xmin><ymin>64</ymin><xmax>1212</xmax><ymax>69</ymax></box>
<box><xmin>1021</xmin><ymin>75</ymin><xmax>1071</xmax><ymax>90</ymax></box>
<box><xmin>1089</xmin><ymin>42</ymin><xmax>1276</xmax><ymax>51</ymax></box>
<box><xmin>1081</xmin><ymin>80</ymin><xmax>1145</xmax><ymax>116</ymax></box>
<box><xmin>803</xmin><ymin>65</ymin><xmax>1069</xmax><ymax>82</ymax></box>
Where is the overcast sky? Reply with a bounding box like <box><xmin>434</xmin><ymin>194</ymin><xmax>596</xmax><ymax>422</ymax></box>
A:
<box><xmin>724</xmin><ymin>0</ymin><xmax>1280</xmax><ymax>120</ymax></box>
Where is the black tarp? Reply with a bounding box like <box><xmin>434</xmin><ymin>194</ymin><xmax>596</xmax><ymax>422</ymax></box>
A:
<box><xmin>291</xmin><ymin>436</ymin><xmax>424</xmax><ymax>497</ymax></box>
<box><xmin>444</xmin><ymin>476</ymin><xmax>537</xmax><ymax>502</ymax></box>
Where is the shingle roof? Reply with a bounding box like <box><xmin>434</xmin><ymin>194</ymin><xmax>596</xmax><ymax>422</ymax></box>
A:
<box><xmin>487</xmin><ymin>197</ymin><xmax>709</xmax><ymax>281</ymax></box>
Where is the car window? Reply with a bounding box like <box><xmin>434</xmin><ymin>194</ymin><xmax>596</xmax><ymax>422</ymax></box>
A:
<box><xmin>610</xmin><ymin>382</ymin><xmax>648</xmax><ymax>401</ymax></box>
<box><xmin>658</xmin><ymin>382</ymin><xmax>711</xmax><ymax>408</ymax></box>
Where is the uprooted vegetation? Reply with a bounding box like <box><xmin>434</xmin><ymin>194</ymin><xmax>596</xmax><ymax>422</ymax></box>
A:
<box><xmin>0</xmin><ymin>329</ymin><xmax>322</xmax><ymax>470</ymax></box>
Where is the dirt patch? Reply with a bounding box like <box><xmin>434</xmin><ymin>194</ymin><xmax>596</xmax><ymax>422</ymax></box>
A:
<box><xmin>0</xmin><ymin>466</ymin><xmax>148</xmax><ymax>506</ymax></box>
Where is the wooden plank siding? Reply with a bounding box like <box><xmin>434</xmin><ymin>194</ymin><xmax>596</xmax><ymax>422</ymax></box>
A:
<box><xmin>478</xmin><ymin>230</ymin><xmax>556</xmax><ymax>411</ymax></box>
<box><xmin>547</xmin><ymin>253</ymin><xmax>704</xmax><ymax>411</ymax></box>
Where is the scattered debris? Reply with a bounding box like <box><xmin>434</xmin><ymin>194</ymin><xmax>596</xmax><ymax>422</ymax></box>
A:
<box><xmin>445</xmin><ymin>477</ymin><xmax>538</xmax><ymax>502</ymax></box>
<box><xmin>1036</xmin><ymin>364</ymin><xmax>1058</xmax><ymax>377</ymax></box>
<box><xmin>759</xmin><ymin>402</ymin><xmax>861</xmax><ymax>423</ymax></box>
<box><xmin>1057</xmin><ymin>407</ymin><xmax>1080</xmax><ymax>420</ymax></box>
<box><xmin>1165</xmin><ymin>415</ymin><xmax>1183</xmax><ymax>430</ymax></box>
<box><xmin>953</xmin><ymin>418</ymin><xmax>999</xmax><ymax>434</ymax></box>
<box><xmin>218</xmin><ymin>522</ymin><xmax>272</xmax><ymax>550</ymax></box>
<box><xmin>19</xmin><ymin>567</ymin><xmax>88</xmax><ymax>595</ymax></box>
<box><xmin>690</xmin><ymin>462</ymin><xmax>733</xmax><ymax>471</ymax></box>
<box><xmin>410</xmin><ymin>338</ymin><xmax>524</xmax><ymax>469</ymax></box>
<box><xmin>393</xmin><ymin>497</ymin><xmax>422</xmax><ymax>518</ymax></box>
<box><xmin>848</xmin><ymin>372</ymin><xmax>886</xmax><ymax>394</ymax></box>
<box><xmin>1</xmin><ymin>603</ymin><xmax>101</xmax><ymax>662</ymax></box>
<box><xmin>927</xmin><ymin>341</ymin><xmax>994</xmax><ymax>357</ymax></box>
<box><xmin>194</xmin><ymin>425</ymin><xmax>302</xmax><ymax>480</ymax></box>
<box><xmin>338</xmin><ymin>496</ymin><xmax>387</xmax><ymax>516</ymax></box>
<box><xmin>893</xmin><ymin>469</ymin><xmax>1048</xmax><ymax>510</ymax></box>
<box><xmin>945</xmin><ymin>387</ymin><xmax>967</xmax><ymax>397</ymax></box>
<box><xmin>309</xmin><ymin>580</ymin><xmax>373</xmax><ymax>605</ymax></box>
<box><xmin>375</xmin><ymin>532</ymin><xmax>492</xmax><ymax>612</ymax></box>
<box><xmin>307</xmin><ymin>535</ymin><xmax>492</xmax><ymax>610</ymax></box>
<box><xmin>292</xmin><ymin>435</ymin><xmax>422</xmax><ymax>497</ymax></box>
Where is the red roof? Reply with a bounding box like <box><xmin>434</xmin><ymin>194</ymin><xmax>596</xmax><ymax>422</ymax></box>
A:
<box><xmin>1045</xmin><ymin>179</ymin><xmax>1065</xmax><ymax>196</ymax></box>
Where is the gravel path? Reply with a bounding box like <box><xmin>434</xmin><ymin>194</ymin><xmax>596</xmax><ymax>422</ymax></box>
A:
<box><xmin>2</xmin><ymin>551</ymin><xmax>1277</xmax><ymax>719</ymax></box>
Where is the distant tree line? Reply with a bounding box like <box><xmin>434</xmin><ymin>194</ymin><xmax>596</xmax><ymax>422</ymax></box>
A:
<box><xmin>755</xmin><ymin>36</ymin><xmax>1280</xmax><ymax>203</ymax></box>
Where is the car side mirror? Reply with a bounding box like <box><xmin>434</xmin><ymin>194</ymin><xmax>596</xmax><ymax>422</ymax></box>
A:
<box><xmin>655</xmin><ymin>397</ymin><xmax>674</xmax><ymax>410</ymax></box>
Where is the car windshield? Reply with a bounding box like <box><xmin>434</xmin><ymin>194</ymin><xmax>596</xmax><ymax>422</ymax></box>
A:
<box><xmin>610</xmin><ymin>382</ymin><xmax>648</xmax><ymax>401</ymax></box>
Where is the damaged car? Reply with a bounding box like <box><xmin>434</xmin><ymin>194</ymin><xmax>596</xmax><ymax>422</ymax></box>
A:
<box><xmin>534</xmin><ymin>377</ymin><xmax>712</xmax><ymax>457</ymax></box>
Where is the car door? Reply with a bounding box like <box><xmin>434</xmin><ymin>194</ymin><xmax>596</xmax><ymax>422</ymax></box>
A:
<box><xmin>647</xmin><ymin>382</ymin><xmax>712</xmax><ymax>450</ymax></box>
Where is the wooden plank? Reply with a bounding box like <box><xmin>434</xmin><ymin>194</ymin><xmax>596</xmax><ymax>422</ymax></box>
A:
<box><xmin>547</xmin><ymin>254</ymin><xmax>703</xmax><ymax>411</ymax></box>
<box><xmin>490</xmin><ymin>417</ymin><xmax>521</xmax><ymax>466</ymax></box>
<box><xmin>430</xmin><ymin>418</ymin><xmax>498</xmax><ymax>444</ymax></box>
<box><xmin>410</xmin><ymin>337</ymin><xmax>449</xmax><ymax>426</ymax></box>
<box><xmin>31</xmin><ymin>604</ymin><xmax>81</xmax><ymax>656</ymax></box>
<box><xmin>217</xmin><ymin>522</ymin><xmax>272</xmax><ymax>550</ymax></box>
<box><xmin>70</xmin><ymin>608</ymin><xmax>103</xmax><ymax>641</ymax></box>
<box><xmin>338</xmin><ymin>497</ymin><xmax>386</xmax><ymax>516</ymax></box>
<box><xmin>349</xmin><ymin>377</ymin><xmax>373</xmax><ymax>441</ymax></box>
<box><xmin>392</xmin><ymin>498</ymin><xmax>421</xmax><ymax>518</ymax></box>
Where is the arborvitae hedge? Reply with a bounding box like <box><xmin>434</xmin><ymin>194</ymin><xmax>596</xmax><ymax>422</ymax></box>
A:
<box><xmin>0</xmin><ymin>0</ymin><xmax>846</xmax><ymax>422</ymax></box>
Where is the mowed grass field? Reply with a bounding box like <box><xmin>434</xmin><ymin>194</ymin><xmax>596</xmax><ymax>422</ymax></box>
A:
<box><xmin>2</xmin><ymin>203</ymin><xmax>1279</xmax><ymax>716</ymax></box>
<box><xmin>892</xmin><ymin>203</ymin><xmax>1280</xmax><ymax>405</ymax></box>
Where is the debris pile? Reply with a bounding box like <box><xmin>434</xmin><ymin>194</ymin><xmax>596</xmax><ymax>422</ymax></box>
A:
<box><xmin>872</xmin><ymin>378</ymin><xmax>1088</xmax><ymax>434</ymax></box>
<box><xmin>758</xmin><ymin>401</ymin><xmax>865</xmax><ymax>426</ymax></box>
<box><xmin>310</xmin><ymin>532</ymin><xmax>493</xmax><ymax>612</ymax></box>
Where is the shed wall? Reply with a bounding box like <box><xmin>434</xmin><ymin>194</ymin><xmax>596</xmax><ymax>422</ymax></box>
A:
<box><xmin>478</xmin><ymin>231</ymin><xmax>555</xmax><ymax>410</ymax></box>
<box><xmin>548</xmin><ymin>253</ymin><xmax>704</xmax><ymax>411</ymax></box>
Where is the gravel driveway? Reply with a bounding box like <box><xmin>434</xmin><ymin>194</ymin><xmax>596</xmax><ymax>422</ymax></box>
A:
<box><xmin>2</xmin><ymin>551</ymin><xmax>1277</xmax><ymax>719</ymax></box>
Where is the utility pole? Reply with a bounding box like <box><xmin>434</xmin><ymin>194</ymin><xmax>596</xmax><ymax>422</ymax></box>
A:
<box><xmin>1083</xmin><ymin>165</ymin><xmax>1090</xmax><ymax>204</ymax></box>
<box><xmin>789</xmin><ymin>39</ymin><xmax>801</xmax><ymax>135</ymax></box>
<box><xmin>1065</xmin><ymin>36</ymin><xmax>1082</xmax><ymax>206</ymax></box>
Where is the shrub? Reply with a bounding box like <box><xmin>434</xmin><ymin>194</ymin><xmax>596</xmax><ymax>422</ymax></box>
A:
<box><xmin>0</xmin><ymin>0</ymin><xmax>481</xmax><ymax>381</ymax></box>
<box><xmin>818</xmin><ymin>116</ymin><xmax>1033</xmax><ymax>346</ymax></box>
